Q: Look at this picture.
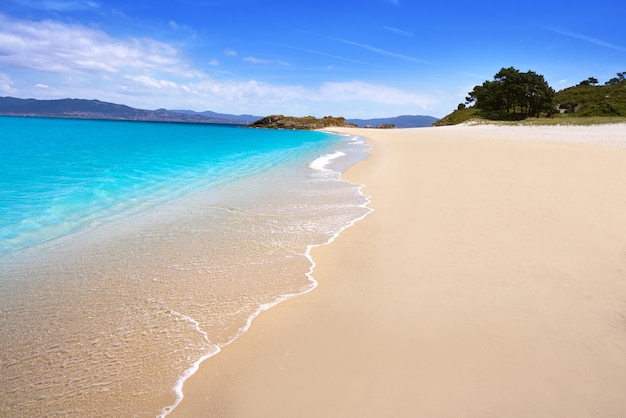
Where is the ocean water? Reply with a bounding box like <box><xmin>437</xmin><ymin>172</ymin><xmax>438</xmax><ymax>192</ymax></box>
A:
<box><xmin>0</xmin><ymin>117</ymin><xmax>370</xmax><ymax>416</ymax></box>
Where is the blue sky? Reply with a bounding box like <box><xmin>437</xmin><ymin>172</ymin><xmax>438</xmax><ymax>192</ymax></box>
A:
<box><xmin>0</xmin><ymin>0</ymin><xmax>624</xmax><ymax>118</ymax></box>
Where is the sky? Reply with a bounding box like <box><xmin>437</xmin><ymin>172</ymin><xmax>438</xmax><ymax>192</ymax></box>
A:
<box><xmin>0</xmin><ymin>0</ymin><xmax>624</xmax><ymax>119</ymax></box>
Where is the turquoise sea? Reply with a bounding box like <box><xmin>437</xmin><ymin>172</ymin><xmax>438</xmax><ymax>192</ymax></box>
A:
<box><xmin>0</xmin><ymin>116</ymin><xmax>370</xmax><ymax>416</ymax></box>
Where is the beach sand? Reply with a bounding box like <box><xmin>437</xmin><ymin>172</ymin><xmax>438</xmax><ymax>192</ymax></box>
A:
<box><xmin>170</xmin><ymin>124</ymin><xmax>626</xmax><ymax>417</ymax></box>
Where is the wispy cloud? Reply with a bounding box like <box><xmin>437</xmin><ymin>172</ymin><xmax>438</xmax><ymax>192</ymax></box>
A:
<box><xmin>336</xmin><ymin>38</ymin><xmax>432</xmax><ymax>64</ymax></box>
<box><xmin>318</xmin><ymin>81</ymin><xmax>434</xmax><ymax>106</ymax></box>
<box><xmin>243</xmin><ymin>56</ymin><xmax>290</xmax><ymax>66</ymax></box>
<box><xmin>458</xmin><ymin>71</ymin><xmax>488</xmax><ymax>80</ymax></box>
<box><xmin>275</xmin><ymin>44</ymin><xmax>380</xmax><ymax>67</ymax></box>
<box><xmin>7</xmin><ymin>0</ymin><xmax>101</xmax><ymax>11</ymax></box>
<box><xmin>125</xmin><ymin>75</ymin><xmax>178</xmax><ymax>89</ymax></box>
<box><xmin>243</xmin><ymin>56</ymin><xmax>271</xmax><ymax>64</ymax></box>
<box><xmin>547</xmin><ymin>26</ymin><xmax>626</xmax><ymax>52</ymax></box>
<box><xmin>383</xmin><ymin>26</ymin><xmax>413</xmax><ymax>37</ymax></box>
<box><xmin>175</xmin><ymin>79</ymin><xmax>437</xmax><ymax>117</ymax></box>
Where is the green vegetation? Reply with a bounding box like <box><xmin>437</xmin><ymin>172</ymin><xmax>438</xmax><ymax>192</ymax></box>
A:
<box><xmin>434</xmin><ymin>106</ymin><xmax>482</xmax><ymax>126</ymax></box>
<box><xmin>437</xmin><ymin>115</ymin><xmax>626</xmax><ymax>127</ymax></box>
<box><xmin>435</xmin><ymin>69</ymin><xmax>626</xmax><ymax>126</ymax></box>
<box><xmin>554</xmin><ymin>77</ymin><xmax>626</xmax><ymax>117</ymax></box>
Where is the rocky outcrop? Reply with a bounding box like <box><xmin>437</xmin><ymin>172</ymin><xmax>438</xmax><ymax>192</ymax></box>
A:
<box><xmin>249</xmin><ymin>115</ymin><xmax>358</xmax><ymax>130</ymax></box>
<box><xmin>556</xmin><ymin>102</ymin><xmax>580</xmax><ymax>114</ymax></box>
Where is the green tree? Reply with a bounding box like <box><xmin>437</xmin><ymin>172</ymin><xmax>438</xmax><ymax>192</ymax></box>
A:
<box><xmin>466</xmin><ymin>80</ymin><xmax>503</xmax><ymax>111</ymax></box>
<box><xmin>579</xmin><ymin>77</ymin><xmax>599</xmax><ymax>86</ymax></box>
<box><xmin>605</xmin><ymin>72</ymin><xmax>625</xmax><ymax>85</ymax></box>
<box><xmin>466</xmin><ymin>67</ymin><xmax>555</xmax><ymax>118</ymax></box>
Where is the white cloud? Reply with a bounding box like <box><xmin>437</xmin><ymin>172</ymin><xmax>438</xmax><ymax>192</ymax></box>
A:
<box><xmin>243</xmin><ymin>56</ymin><xmax>270</xmax><ymax>64</ymax></box>
<box><xmin>0</xmin><ymin>14</ymin><xmax>193</xmax><ymax>77</ymax></box>
<box><xmin>0</xmin><ymin>15</ymin><xmax>444</xmax><ymax>117</ymax></box>
<box><xmin>125</xmin><ymin>75</ymin><xmax>178</xmax><ymax>90</ymax></box>
<box><xmin>101</xmin><ymin>76</ymin><xmax>434</xmax><ymax>117</ymax></box>
<box><xmin>177</xmin><ymin>79</ymin><xmax>437</xmax><ymax>117</ymax></box>
<box><xmin>0</xmin><ymin>73</ymin><xmax>17</xmax><ymax>94</ymax></box>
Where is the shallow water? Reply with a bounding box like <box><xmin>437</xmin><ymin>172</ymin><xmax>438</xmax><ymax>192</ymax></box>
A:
<box><xmin>0</xmin><ymin>117</ymin><xmax>370</xmax><ymax>416</ymax></box>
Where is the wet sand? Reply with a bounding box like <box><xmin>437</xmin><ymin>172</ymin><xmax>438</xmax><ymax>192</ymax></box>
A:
<box><xmin>170</xmin><ymin>124</ymin><xmax>626</xmax><ymax>417</ymax></box>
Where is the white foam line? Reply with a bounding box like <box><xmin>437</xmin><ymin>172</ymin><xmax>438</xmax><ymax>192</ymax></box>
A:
<box><xmin>223</xmin><ymin>182</ymin><xmax>373</xmax><ymax>344</ymax></box>
<box><xmin>303</xmin><ymin>182</ymin><xmax>373</xmax><ymax>290</ymax></box>
<box><xmin>158</xmin><ymin>135</ymin><xmax>372</xmax><ymax>418</ymax></box>
<box><xmin>309</xmin><ymin>151</ymin><xmax>346</xmax><ymax>172</ymax></box>
<box><xmin>157</xmin><ymin>311</ymin><xmax>221</xmax><ymax>418</ymax></box>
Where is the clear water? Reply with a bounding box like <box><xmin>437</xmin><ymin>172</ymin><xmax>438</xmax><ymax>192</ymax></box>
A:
<box><xmin>0</xmin><ymin>117</ymin><xmax>370</xmax><ymax>416</ymax></box>
<box><xmin>0</xmin><ymin>117</ymin><xmax>359</xmax><ymax>255</ymax></box>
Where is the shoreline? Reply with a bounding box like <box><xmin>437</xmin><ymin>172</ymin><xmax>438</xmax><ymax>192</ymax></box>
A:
<box><xmin>0</xmin><ymin>124</ymin><xmax>370</xmax><ymax>417</ymax></box>
<box><xmin>170</xmin><ymin>124</ymin><xmax>626</xmax><ymax>417</ymax></box>
<box><xmin>158</xmin><ymin>140</ymin><xmax>373</xmax><ymax>417</ymax></box>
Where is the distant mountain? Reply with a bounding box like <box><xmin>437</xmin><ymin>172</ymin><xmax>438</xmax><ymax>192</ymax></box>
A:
<box><xmin>170</xmin><ymin>109</ymin><xmax>263</xmax><ymax>124</ymax></box>
<box><xmin>346</xmin><ymin>115</ymin><xmax>439</xmax><ymax>128</ymax></box>
<box><xmin>0</xmin><ymin>97</ymin><xmax>249</xmax><ymax>124</ymax></box>
<box><xmin>0</xmin><ymin>96</ymin><xmax>439</xmax><ymax>127</ymax></box>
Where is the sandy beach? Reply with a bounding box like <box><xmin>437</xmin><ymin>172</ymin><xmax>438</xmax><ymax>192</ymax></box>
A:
<box><xmin>170</xmin><ymin>124</ymin><xmax>626</xmax><ymax>417</ymax></box>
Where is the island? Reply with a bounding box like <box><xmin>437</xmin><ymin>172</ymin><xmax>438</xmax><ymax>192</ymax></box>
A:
<box><xmin>249</xmin><ymin>115</ymin><xmax>358</xmax><ymax>130</ymax></box>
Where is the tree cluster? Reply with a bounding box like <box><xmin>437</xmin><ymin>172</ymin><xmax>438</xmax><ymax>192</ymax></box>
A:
<box><xmin>606</xmin><ymin>72</ymin><xmax>626</xmax><ymax>85</ymax></box>
<box><xmin>465</xmin><ymin>67</ymin><xmax>555</xmax><ymax>118</ymax></box>
<box><xmin>578</xmin><ymin>71</ymin><xmax>626</xmax><ymax>86</ymax></box>
<box><xmin>578</xmin><ymin>72</ymin><xmax>625</xmax><ymax>86</ymax></box>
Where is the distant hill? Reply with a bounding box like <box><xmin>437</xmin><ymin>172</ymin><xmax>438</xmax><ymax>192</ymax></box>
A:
<box><xmin>553</xmin><ymin>82</ymin><xmax>626</xmax><ymax>117</ymax></box>
<box><xmin>435</xmin><ymin>76</ymin><xmax>626</xmax><ymax>126</ymax></box>
<box><xmin>346</xmin><ymin>115</ymin><xmax>439</xmax><ymax>128</ymax></box>
<box><xmin>0</xmin><ymin>96</ymin><xmax>440</xmax><ymax>128</ymax></box>
<box><xmin>170</xmin><ymin>109</ymin><xmax>263</xmax><ymax>124</ymax></box>
<box><xmin>0</xmin><ymin>97</ymin><xmax>249</xmax><ymax>124</ymax></box>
